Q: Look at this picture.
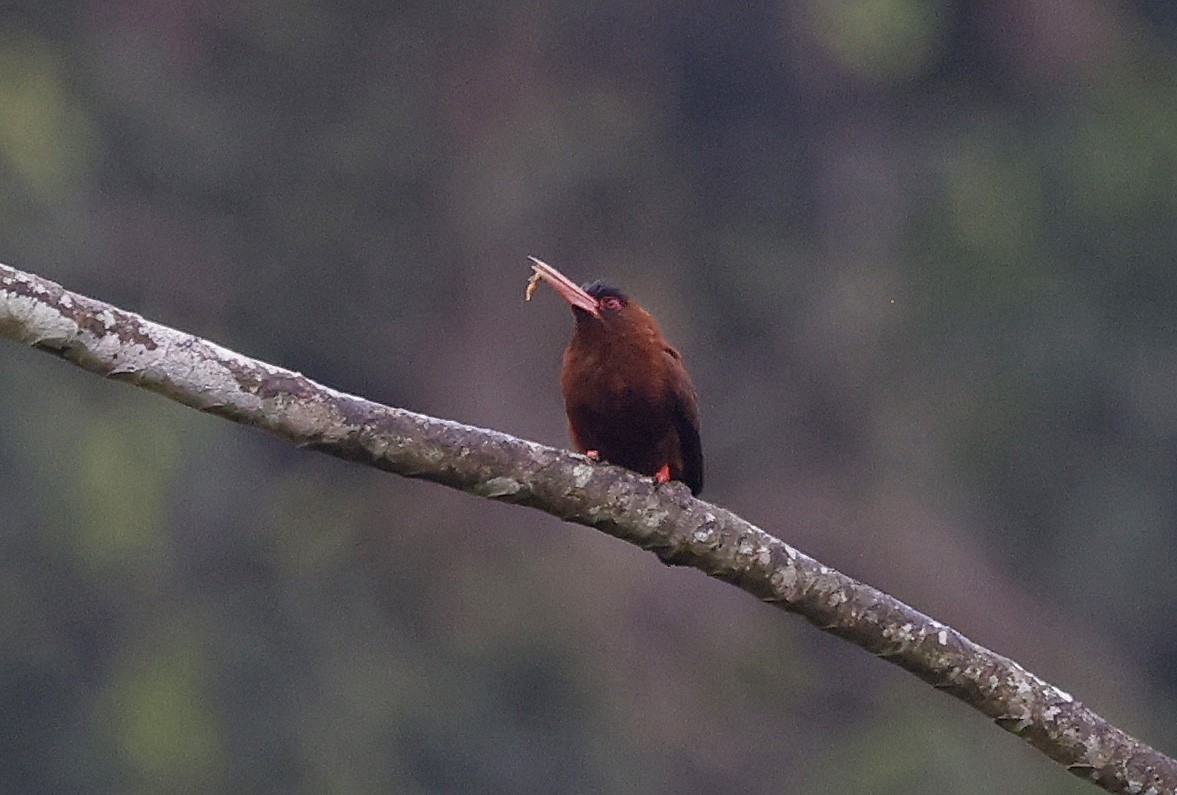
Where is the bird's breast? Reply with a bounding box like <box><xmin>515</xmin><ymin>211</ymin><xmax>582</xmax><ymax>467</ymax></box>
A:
<box><xmin>561</xmin><ymin>337</ymin><xmax>669</xmax><ymax>407</ymax></box>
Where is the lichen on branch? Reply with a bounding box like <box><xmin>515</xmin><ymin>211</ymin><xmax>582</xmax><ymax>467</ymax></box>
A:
<box><xmin>0</xmin><ymin>261</ymin><xmax>1172</xmax><ymax>794</ymax></box>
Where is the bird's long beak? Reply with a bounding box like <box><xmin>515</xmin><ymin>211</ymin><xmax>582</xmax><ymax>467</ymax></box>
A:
<box><xmin>528</xmin><ymin>256</ymin><xmax>601</xmax><ymax>318</ymax></box>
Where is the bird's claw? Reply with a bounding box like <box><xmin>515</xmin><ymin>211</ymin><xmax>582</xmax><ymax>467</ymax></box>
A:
<box><xmin>586</xmin><ymin>450</ymin><xmax>600</xmax><ymax>461</ymax></box>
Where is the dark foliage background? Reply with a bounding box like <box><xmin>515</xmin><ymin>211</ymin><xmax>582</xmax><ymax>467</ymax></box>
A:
<box><xmin>2</xmin><ymin>2</ymin><xmax>1176</xmax><ymax>792</ymax></box>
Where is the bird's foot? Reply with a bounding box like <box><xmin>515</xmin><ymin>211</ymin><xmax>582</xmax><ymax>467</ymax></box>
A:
<box><xmin>585</xmin><ymin>449</ymin><xmax>600</xmax><ymax>461</ymax></box>
<box><xmin>654</xmin><ymin>464</ymin><xmax>671</xmax><ymax>484</ymax></box>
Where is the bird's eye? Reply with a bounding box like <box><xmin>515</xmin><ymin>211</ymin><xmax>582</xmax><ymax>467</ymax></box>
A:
<box><xmin>601</xmin><ymin>297</ymin><xmax>623</xmax><ymax>311</ymax></box>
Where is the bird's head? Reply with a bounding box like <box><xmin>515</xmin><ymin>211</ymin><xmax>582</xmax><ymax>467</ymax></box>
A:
<box><xmin>528</xmin><ymin>257</ymin><xmax>654</xmax><ymax>337</ymax></box>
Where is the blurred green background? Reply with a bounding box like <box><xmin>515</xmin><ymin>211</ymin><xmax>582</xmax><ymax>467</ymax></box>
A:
<box><xmin>1</xmin><ymin>1</ymin><xmax>1176</xmax><ymax>792</ymax></box>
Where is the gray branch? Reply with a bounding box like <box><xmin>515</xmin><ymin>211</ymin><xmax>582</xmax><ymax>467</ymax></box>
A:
<box><xmin>1</xmin><ymin>261</ymin><xmax>1172</xmax><ymax>794</ymax></box>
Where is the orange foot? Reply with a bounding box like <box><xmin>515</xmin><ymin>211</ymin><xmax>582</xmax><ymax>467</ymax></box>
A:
<box><xmin>654</xmin><ymin>463</ymin><xmax>671</xmax><ymax>484</ymax></box>
<box><xmin>585</xmin><ymin>450</ymin><xmax>600</xmax><ymax>461</ymax></box>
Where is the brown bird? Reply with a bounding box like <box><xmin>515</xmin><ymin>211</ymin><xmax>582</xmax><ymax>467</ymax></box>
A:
<box><xmin>528</xmin><ymin>257</ymin><xmax>703</xmax><ymax>496</ymax></box>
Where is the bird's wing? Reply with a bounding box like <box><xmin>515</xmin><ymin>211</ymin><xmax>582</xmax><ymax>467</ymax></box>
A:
<box><xmin>665</xmin><ymin>345</ymin><xmax>704</xmax><ymax>496</ymax></box>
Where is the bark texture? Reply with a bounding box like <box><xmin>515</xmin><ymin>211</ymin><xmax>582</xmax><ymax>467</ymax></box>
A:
<box><xmin>1</xmin><ymin>261</ymin><xmax>1173</xmax><ymax>794</ymax></box>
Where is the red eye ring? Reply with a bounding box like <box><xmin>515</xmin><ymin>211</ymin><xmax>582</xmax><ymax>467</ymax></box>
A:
<box><xmin>601</xmin><ymin>297</ymin><xmax>623</xmax><ymax>311</ymax></box>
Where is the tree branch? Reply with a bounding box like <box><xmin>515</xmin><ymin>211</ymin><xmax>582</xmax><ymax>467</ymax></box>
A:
<box><xmin>0</xmin><ymin>261</ymin><xmax>1171</xmax><ymax>793</ymax></box>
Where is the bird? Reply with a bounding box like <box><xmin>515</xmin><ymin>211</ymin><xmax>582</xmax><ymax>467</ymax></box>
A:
<box><xmin>527</xmin><ymin>256</ymin><xmax>703</xmax><ymax>496</ymax></box>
